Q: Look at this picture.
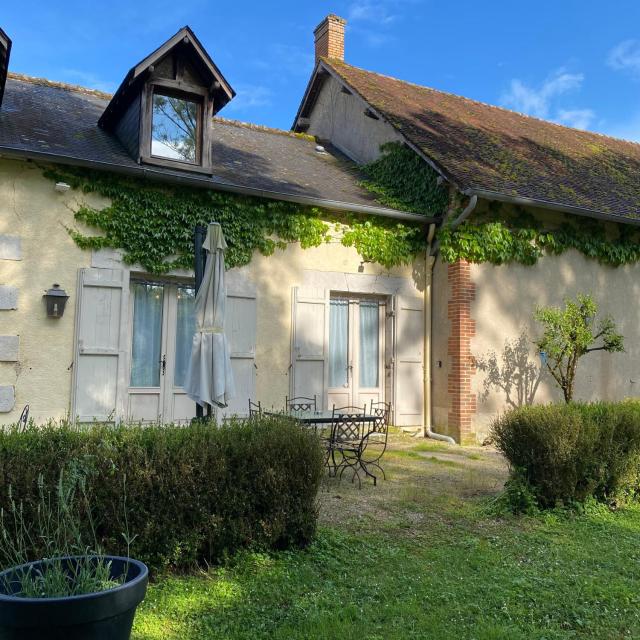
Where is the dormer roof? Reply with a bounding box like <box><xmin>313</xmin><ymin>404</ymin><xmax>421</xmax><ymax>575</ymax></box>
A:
<box><xmin>0</xmin><ymin>28</ymin><xmax>11</xmax><ymax>109</ymax></box>
<box><xmin>99</xmin><ymin>26</ymin><xmax>234</xmax><ymax>130</ymax></box>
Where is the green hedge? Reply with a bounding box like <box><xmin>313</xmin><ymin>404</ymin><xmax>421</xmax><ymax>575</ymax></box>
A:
<box><xmin>0</xmin><ymin>416</ymin><xmax>324</xmax><ymax>571</ymax></box>
<box><xmin>491</xmin><ymin>402</ymin><xmax>640</xmax><ymax>509</ymax></box>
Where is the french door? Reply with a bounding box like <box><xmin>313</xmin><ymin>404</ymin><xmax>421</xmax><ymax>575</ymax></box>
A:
<box><xmin>327</xmin><ymin>296</ymin><xmax>385</xmax><ymax>410</ymax></box>
<box><xmin>127</xmin><ymin>281</ymin><xmax>196</xmax><ymax>423</ymax></box>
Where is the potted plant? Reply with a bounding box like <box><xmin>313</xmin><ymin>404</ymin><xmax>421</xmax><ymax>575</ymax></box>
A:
<box><xmin>0</xmin><ymin>470</ymin><xmax>148</xmax><ymax>640</ymax></box>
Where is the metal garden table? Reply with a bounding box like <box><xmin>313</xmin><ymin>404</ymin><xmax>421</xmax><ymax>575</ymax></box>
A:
<box><xmin>266</xmin><ymin>409</ymin><xmax>380</xmax><ymax>486</ymax></box>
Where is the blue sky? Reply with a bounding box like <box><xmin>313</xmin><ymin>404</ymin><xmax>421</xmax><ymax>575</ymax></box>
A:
<box><xmin>4</xmin><ymin>0</ymin><xmax>640</xmax><ymax>139</ymax></box>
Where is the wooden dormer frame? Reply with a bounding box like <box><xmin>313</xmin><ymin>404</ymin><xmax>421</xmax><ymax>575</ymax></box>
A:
<box><xmin>139</xmin><ymin>71</ymin><xmax>214</xmax><ymax>173</ymax></box>
<box><xmin>99</xmin><ymin>26</ymin><xmax>234</xmax><ymax>174</ymax></box>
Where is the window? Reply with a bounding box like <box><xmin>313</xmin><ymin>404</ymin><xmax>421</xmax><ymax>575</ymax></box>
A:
<box><xmin>174</xmin><ymin>286</ymin><xmax>196</xmax><ymax>388</ymax></box>
<box><xmin>151</xmin><ymin>91</ymin><xmax>200</xmax><ymax>164</ymax></box>
<box><xmin>130</xmin><ymin>282</ymin><xmax>164</xmax><ymax>387</ymax></box>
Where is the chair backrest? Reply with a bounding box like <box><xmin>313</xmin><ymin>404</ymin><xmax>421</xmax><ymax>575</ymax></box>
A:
<box><xmin>248</xmin><ymin>399</ymin><xmax>262</xmax><ymax>417</ymax></box>
<box><xmin>18</xmin><ymin>404</ymin><xmax>29</xmax><ymax>433</ymax></box>
<box><xmin>331</xmin><ymin>405</ymin><xmax>367</xmax><ymax>442</ymax></box>
<box><xmin>286</xmin><ymin>396</ymin><xmax>316</xmax><ymax>412</ymax></box>
<box><xmin>369</xmin><ymin>400</ymin><xmax>391</xmax><ymax>432</ymax></box>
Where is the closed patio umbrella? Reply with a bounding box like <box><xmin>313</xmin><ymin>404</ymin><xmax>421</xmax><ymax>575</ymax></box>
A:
<box><xmin>184</xmin><ymin>222</ymin><xmax>235</xmax><ymax>409</ymax></box>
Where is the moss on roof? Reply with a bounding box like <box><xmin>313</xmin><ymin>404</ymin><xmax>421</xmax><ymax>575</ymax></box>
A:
<box><xmin>324</xmin><ymin>59</ymin><xmax>640</xmax><ymax>220</ymax></box>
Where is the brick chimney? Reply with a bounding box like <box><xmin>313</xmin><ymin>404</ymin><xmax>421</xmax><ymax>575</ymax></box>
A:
<box><xmin>314</xmin><ymin>14</ymin><xmax>346</xmax><ymax>62</ymax></box>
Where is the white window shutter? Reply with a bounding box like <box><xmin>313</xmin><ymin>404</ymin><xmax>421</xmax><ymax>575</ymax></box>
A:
<box><xmin>72</xmin><ymin>268</ymin><xmax>129</xmax><ymax>422</ymax></box>
<box><xmin>393</xmin><ymin>295</ymin><xmax>424</xmax><ymax>427</ymax></box>
<box><xmin>290</xmin><ymin>287</ymin><xmax>329</xmax><ymax>409</ymax></box>
<box><xmin>219</xmin><ymin>292</ymin><xmax>257</xmax><ymax>417</ymax></box>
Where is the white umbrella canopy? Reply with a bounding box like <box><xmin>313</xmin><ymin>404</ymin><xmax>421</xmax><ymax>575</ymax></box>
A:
<box><xmin>184</xmin><ymin>223</ymin><xmax>235</xmax><ymax>409</ymax></box>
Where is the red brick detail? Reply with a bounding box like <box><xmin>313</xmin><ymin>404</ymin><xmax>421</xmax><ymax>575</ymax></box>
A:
<box><xmin>447</xmin><ymin>260</ymin><xmax>477</xmax><ymax>443</ymax></box>
<box><xmin>314</xmin><ymin>15</ymin><xmax>346</xmax><ymax>62</ymax></box>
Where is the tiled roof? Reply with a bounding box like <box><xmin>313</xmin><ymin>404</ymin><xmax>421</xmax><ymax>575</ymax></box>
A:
<box><xmin>323</xmin><ymin>59</ymin><xmax>640</xmax><ymax>221</ymax></box>
<box><xmin>0</xmin><ymin>74</ymin><xmax>405</xmax><ymax>215</ymax></box>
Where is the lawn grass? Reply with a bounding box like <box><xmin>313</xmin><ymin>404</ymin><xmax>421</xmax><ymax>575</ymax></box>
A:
<box><xmin>132</xmin><ymin>434</ymin><xmax>640</xmax><ymax>639</ymax></box>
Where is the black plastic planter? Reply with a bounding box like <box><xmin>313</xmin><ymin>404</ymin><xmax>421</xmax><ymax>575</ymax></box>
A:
<box><xmin>0</xmin><ymin>555</ymin><xmax>148</xmax><ymax>640</ymax></box>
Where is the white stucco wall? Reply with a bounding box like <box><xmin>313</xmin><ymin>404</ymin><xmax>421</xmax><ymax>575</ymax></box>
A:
<box><xmin>0</xmin><ymin>158</ymin><xmax>425</xmax><ymax>425</ymax></box>
<box><xmin>305</xmin><ymin>74</ymin><xmax>404</xmax><ymax>164</ymax></box>
<box><xmin>471</xmin><ymin>251</ymin><xmax>640</xmax><ymax>441</ymax></box>
<box><xmin>0</xmin><ymin>159</ymin><xmax>104</xmax><ymax>423</ymax></box>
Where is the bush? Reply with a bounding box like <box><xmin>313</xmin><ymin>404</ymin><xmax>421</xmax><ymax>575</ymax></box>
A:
<box><xmin>491</xmin><ymin>401</ymin><xmax>640</xmax><ymax>509</ymax></box>
<box><xmin>0</xmin><ymin>416</ymin><xmax>324</xmax><ymax>571</ymax></box>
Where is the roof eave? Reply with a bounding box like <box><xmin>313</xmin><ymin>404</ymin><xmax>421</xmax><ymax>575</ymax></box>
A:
<box><xmin>465</xmin><ymin>187</ymin><xmax>640</xmax><ymax>228</ymax></box>
<box><xmin>0</xmin><ymin>145</ymin><xmax>435</xmax><ymax>224</ymax></box>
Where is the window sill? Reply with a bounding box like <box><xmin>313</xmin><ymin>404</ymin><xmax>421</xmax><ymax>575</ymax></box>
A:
<box><xmin>141</xmin><ymin>155</ymin><xmax>213</xmax><ymax>175</ymax></box>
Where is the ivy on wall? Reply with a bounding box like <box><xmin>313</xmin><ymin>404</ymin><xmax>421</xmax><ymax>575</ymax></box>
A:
<box><xmin>43</xmin><ymin>159</ymin><xmax>435</xmax><ymax>274</ymax></box>
<box><xmin>438</xmin><ymin>204</ymin><xmax>640</xmax><ymax>267</ymax></box>
<box><xmin>359</xmin><ymin>141</ymin><xmax>449</xmax><ymax>214</ymax></box>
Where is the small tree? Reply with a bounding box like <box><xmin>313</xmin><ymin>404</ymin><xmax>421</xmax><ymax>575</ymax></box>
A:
<box><xmin>534</xmin><ymin>293</ymin><xmax>624</xmax><ymax>403</ymax></box>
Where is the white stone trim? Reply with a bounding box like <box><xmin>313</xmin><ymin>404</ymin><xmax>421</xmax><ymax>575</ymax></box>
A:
<box><xmin>0</xmin><ymin>336</ymin><xmax>19</xmax><ymax>362</ymax></box>
<box><xmin>0</xmin><ymin>236</ymin><xmax>22</xmax><ymax>261</ymax></box>
<box><xmin>0</xmin><ymin>386</ymin><xmax>15</xmax><ymax>413</ymax></box>
<box><xmin>0</xmin><ymin>286</ymin><xmax>18</xmax><ymax>310</ymax></box>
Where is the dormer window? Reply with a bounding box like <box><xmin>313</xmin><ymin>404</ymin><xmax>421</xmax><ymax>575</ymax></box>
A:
<box><xmin>98</xmin><ymin>26</ymin><xmax>235</xmax><ymax>174</ymax></box>
<box><xmin>151</xmin><ymin>90</ymin><xmax>201</xmax><ymax>164</ymax></box>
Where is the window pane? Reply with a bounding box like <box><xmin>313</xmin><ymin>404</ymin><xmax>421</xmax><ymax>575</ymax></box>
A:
<box><xmin>130</xmin><ymin>283</ymin><xmax>164</xmax><ymax>387</ymax></box>
<box><xmin>329</xmin><ymin>299</ymin><xmax>349</xmax><ymax>388</ymax></box>
<box><xmin>359</xmin><ymin>301</ymin><xmax>379</xmax><ymax>388</ymax></box>
<box><xmin>151</xmin><ymin>92</ymin><xmax>198</xmax><ymax>163</ymax></box>
<box><xmin>174</xmin><ymin>286</ymin><xmax>195</xmax><ymax>388</ymax></box>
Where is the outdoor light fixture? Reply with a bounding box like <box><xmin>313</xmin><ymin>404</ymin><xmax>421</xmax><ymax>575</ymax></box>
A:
<box><xmin>43</xmin><ymin>284</ymin><xmax>69</xmax><ymax>318</ymax></box>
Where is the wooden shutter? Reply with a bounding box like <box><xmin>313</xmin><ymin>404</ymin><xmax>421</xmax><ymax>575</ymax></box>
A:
<box><xmin>393</xmin><ymin>295</ymin><xmax>424</xmax><ymax>427</ymax></box>
<box><xmin>220</xmin><ymin>291</ymin><xmax>257</xmax><ymax>417</ymax></box>
<box><xmin>72</xmin><ymin>268</ymin><xmax>129</xmax><ymax>422</ymax></box>
<box><xmin>290</xmin><ymin>287</ymin><xmax>329</xmax><ymax>409</ymax></box>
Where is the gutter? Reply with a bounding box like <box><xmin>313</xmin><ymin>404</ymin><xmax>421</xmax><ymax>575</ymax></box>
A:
<box><xmin>463</xmin><ymin>188</ymin><xmax>640</xmax><ymax>228</ymax></box>
<box><xmin>0</xmin><ymin>146</ymin><xmax>436</xmax><ymax>224</ymax></box>
<box><xmin>422</xmin><ymin>222</ymin><xmax>456</xmax><ymax>445</ymax></box>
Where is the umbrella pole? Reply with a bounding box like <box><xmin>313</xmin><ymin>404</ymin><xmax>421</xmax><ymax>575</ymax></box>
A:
<box><xmin>194</xmin><ymin>224</ymin><xmax>207</xmax><ymax>421</ymax></box>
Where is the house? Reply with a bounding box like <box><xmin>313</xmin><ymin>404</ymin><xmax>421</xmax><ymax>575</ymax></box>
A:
<box><xmin>1</xmin><ymin>16</ymin><xmax>639</xmax><ymax>443</ymax></box>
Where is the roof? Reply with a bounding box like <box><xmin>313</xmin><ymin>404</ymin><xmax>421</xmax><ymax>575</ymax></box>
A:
<box><xmin>0</xmin><ymin>74</ymin><xmax>425</xmax><ymax>220</ymax></box>
<box><xmin>0</xmin><ymin>28</ymin><xmax>11</xmax><ymax>109</ymax></box>
<box><xmin>99</xmin><ymin>26</ymin><xmax>235</xmax><ymax>129</ymax></box>
<box><xmin>303</xmin><ymin>58</ymin><xmax>640</xmax><ymax>222</ymax></box>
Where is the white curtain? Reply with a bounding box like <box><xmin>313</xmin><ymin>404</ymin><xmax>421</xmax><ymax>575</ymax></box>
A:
<box><xmin>130</xmin><ymin>282</ymin><xmax>164</xmax><ymax>387</ymax></box>
<box><xmin>329</xmin><ymin>299</ymin><xmax>349</xmax><ymax>388</ymax></box>
<box><xmin>174</xmin><ymin>286</ymin><xmax>195</xmax><ymax>388</ymax></box>
<box><xmin>359</xmin><ymin>301</ymin><xmax>379</xmax><ymax>388</ymax></box>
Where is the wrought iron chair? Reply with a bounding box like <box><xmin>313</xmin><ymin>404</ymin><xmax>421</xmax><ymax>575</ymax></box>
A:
<box><xmin>17</xmin><ymin>404</ymin><xmax>29</xmax><ymax>433</ymax></box>
<box><xmin>359</xmin><ymin>401</ymin><xmax>391</xmax><ymax>485</ymax></box>
<box><xmin>248</xmin><ymin>399</ymin><xmax>262</xmax><ymax>417</ymax></box>
<box><xmin>329</xmin><ymin>405</ymin><xmax>368</xmax><ymax>486</ymax></box>
<box><xmin>285</xmin><ymin>395</ymin><xmax>317</xmax><ymax>412</ymax></box>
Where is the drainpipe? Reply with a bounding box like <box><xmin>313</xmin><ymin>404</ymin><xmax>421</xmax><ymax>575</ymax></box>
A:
<box><xmin>422</xmin><ymin>223</ymin><xmax>456</xmax><ymax>444</ymax></box>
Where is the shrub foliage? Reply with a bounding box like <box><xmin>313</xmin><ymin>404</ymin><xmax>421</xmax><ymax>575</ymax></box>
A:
<box><xmin>492</xmin><ymin>402</ymin><xmax>640</xmax><ymax>509</ymax></box>
<box><xmin>0</xmin><ymin>416</ymin><xmax>324</xmax><ymax>571</ymax></box>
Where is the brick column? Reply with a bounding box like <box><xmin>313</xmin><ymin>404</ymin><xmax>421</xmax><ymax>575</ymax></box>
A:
<box><xmin>447</xmin><ymin>260</ymin><xmax>477</xmax><ymax>444</ymax></box>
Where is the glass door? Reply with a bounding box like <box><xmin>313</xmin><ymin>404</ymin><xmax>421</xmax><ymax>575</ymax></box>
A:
<box><xmin>327</xmin><ymin>296</ymin><xmax>385</xmax><ymax>410</ymax></box>
<box><xmin>127</xmin><ymin>281</ymin><xmax>196</xmax><ymax>423</ymax></box>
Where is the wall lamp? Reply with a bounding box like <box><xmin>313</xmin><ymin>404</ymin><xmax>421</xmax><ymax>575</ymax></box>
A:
<box><xmin>43</xmin><ymin>284</ymin><xmax>69</xmax><ymax>318</ymax></box>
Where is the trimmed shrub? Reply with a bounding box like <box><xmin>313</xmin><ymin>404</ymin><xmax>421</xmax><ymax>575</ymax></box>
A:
<box><xmin>491</xmin><ymin>401</ymin><xmax>640</xmax><ymax>509</ymax></box>
<box><xmin>0</xmin><ymin>416</ymin><xmax>324</xmax><ymax>571</ymax></box>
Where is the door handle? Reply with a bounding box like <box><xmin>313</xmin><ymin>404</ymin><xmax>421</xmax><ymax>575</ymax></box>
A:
<box><xmin>160</xmin><ymin>354</ymin><xmax>166</xmax><ymax>376</ymax></box>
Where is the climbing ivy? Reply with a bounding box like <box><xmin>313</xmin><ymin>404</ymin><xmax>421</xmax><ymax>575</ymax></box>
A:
<box><xmin>439</xmin><ymin>204</ymin><xmax>640</xmax><ymax>267</ymax></box>
<box><xmin>359</xmin><ymin>141</ymin><xmax>449</xmax><ymax>214</ymax></box>
<box><xmin>43</xmin><ymin>165</ymin><xmax>430</xmax><ymax>273</ymax></box>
